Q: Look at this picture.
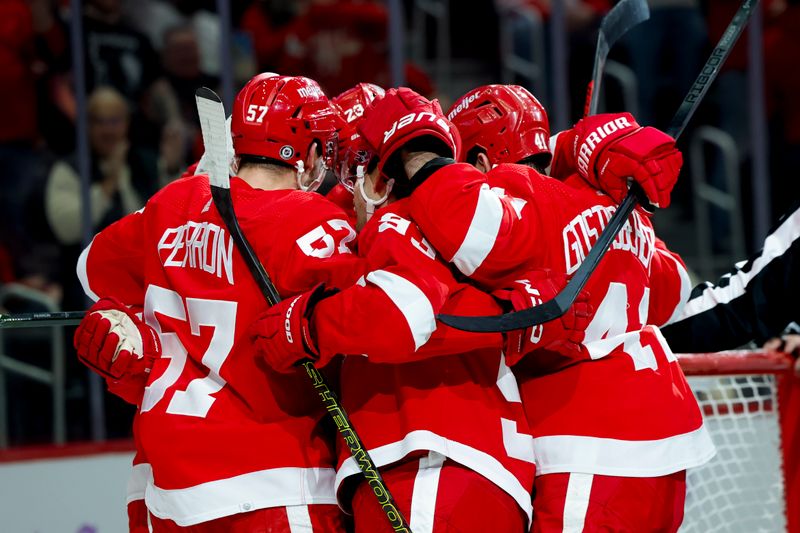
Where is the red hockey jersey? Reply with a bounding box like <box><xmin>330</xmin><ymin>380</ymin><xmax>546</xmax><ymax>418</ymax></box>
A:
<box><xmin>310</xmin><ymin>200</ymin><xmax>537</xmax><ymax>524</ymax></box>
<box><xmin>78</xmin><ymin>173</ymin><xmax>362</xmax><ymax>526</ymax></box>
<box><xmin>407</xmin><ymin>163</ymin><xmax>715</xmax><ymax>478</ymax></box>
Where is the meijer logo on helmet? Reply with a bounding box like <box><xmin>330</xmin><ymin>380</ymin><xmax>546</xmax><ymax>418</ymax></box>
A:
<box><xmin>383</xmin><ymin>112</ymin><xmax>451</xmax><ymax>143</ymax></box>
<box><xmin>576</xmin><ymin>116</ymin><xmax>632</xmax><ymax>175</ymax></box>
<box><xmin>298</xmin><ymin>86</ymin><xmax>324</xmax><ymax>99</ymax></box>
<box><xmin>446</xmin><ymin>93</ymin><xmax>478</xmax><ymax>121</ymax></box>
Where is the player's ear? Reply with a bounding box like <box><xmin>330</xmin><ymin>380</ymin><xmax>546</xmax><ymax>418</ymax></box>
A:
<box><xmin>476</xmin><ymin>152</ymin><xmax>492</xmax><ymax>173</ymax></box>
<box><xmin>297</xmin><ymin>140</ymin><xmax>326</xmax><ymax>192</ymax></box>
<box><xmin>305</xmin><ymin>141</ymin><xmax>321</xmax><ymax>168</ymax></box>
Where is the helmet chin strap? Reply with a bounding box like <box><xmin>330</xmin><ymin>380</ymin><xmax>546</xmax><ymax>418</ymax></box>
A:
<box><xmin>295</xmin><ymin>159</ymin><xmax>326</xmax><ymax>192</ymax></box>
<box><xmin>356</xmin><ymin>170</ymin><xmax>394</xmax><ymax>222</ymax></box>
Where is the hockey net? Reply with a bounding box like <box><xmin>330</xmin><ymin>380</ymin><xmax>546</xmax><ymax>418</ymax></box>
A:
<box><xmin>678</xmin><ymin>350</ymin><xmax>798</xmax><ymax>533</ymax></box>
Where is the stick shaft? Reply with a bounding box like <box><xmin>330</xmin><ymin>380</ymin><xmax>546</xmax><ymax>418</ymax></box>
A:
<box><xmin>0</xmin><ymin>311</ymin><xmax>85</xmax><ymax>329</ymax></box>
<box><xmin>666</xmin><ymin>0</ymin><xmax>757</xmax><ymax>139</ymax></box>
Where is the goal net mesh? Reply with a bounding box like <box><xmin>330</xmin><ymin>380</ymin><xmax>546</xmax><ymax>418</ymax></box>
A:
<box><xmin>680</xmin><ymin>353</ymin><xmax>789</xmax><ymax>533</ymax></box>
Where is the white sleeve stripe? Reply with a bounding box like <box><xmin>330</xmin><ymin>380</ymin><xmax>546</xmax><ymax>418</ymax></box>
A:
<box><xmin>451</xmin><ymin>184</ymin><xmax>503</xmax><ymax>276</ymax></box>
<box><xmin>76</xmin><ymin>240</ymin><xmax>99</xmax><ymax>302</ymax></box>
<box><xmin>562</xmin><ymin>473</ymin><xmax>593</xmax><ymax>533</ymax></box>
<box><xmin>674</xmin><ymin>207</ymin><xmax>800</xmax><ymax>323</ymax></box>
<box><xmin>286</xmin><ymin>505</ymin><xmax>313</xmax><ymax>532</ymax></box>
<box><xmin>409</xmin><ymin>451</ymin><xmax>445</xmax><ymax>533</ymax></box>
<box><xmin>366</xmin><ymin>270</ymin><xmax>437</xmax><ymax>351</ymax></box>
<box><xmin>656</xmin><ymin>248</ymin><xmax>692</xmax><ymax>326</ymax></box>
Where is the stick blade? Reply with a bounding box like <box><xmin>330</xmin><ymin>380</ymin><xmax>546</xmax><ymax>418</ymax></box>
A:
<box><xmin>437</xmin><ymin>298</ymin><xmax>567</xmax><ymax>333</ymax></box>
<box><xmin>195</xmin><ymin>87</ymin><xmax>230</xmax><ymax>190</ymax></box>
<box><xmin>600</xmin><ymin>0</ymin><xmax>650</xmax><ymax>47</ymax></box>
<box><xmin>588</xmin><ymin>0</ymin><xmax>649</xmax><ymax>115</ymax></box>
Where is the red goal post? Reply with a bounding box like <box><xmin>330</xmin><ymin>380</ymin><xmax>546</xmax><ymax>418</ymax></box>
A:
<box><xmin>677</xmin><ymin>350</ymin><xmax>799</xmax><ymax>533</ymax></box>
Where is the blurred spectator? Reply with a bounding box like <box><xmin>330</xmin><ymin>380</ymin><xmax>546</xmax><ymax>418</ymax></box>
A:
<box><xmin>44</xmin><ymin>86</ymin><xmax>158</xmax><ymax>248</ymax></box>
<box><xmin>83</xmin><ymin>0</ymin><xmax>161</xmax><ymax>103</ymax></box>
<box><xmin>122</xmin><ymin>1</ymin><xmax>223</xmax><ymax>87</ymax></box>
<box><xmin>122</xmin><ymin>0</ymin><xmax>185</xmax><ymax>51</ymax></box>
<box><xmin>158</xmin><ymin>118</ymin><xmax>189</xmax><ymax>187</ymax></box>
<box><xmin>0</xmin><ymin>0</ymin><xmax>66</xmax><ymax>146</ymax></box>
<box><xmin>623</xmin><ymin>0</ymin><xmax>707</xmax><ymax>129</ymax></box>
<box><xmin>276</xmin><ymin>0</ymin><xmax>391</xmax><ymax>95</ymax></box>
<box><xmin>159</xmin><ymin>24</ymin><xmax>218</xmax><ymax>175</ymax></box>
<box><xmin>0</xmin><ymin>0</ymin><xmax>67</xmax><ymax>288</ymax></box>
<box><xmin>239</xmin><ymin>0</ymin><xmax>303</xmax><ymax>72</ymax></box>
<box><xmin>162</xmin><ymin>24</ymin><xmax>208</xmax><ymax>93</ymax></box>
<box><xmin>83</xmin><ymin>0</ymin><xmax>189</xmax><ymax>155</ymax></box>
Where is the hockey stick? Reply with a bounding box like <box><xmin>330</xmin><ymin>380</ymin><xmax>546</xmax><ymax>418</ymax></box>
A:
<box><xmin>438</xmin><ymin>0</ymin><xmax>759</xmax><ymax>333</ymax></box>
<box><xmin>196</xmin><ymin>88</ymin><xmax>411</xmax><ymax>532</ymax></box>
<box><xmin>587</xmin><ymin>0</ymin><xmax>650</xmax><ymax>115</ymax></box>
<box><xmin>0</xmin><ymin>310</ymin><xmax>85</xmax><ymax>328</ymax></box>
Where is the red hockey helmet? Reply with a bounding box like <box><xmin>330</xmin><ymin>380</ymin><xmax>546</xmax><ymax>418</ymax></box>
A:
<box><xmin>231</xmin><ymin>73</ymin><xmax>344</xmax><ymax>191</ymax></box>
<box><xmin>447</xmin><ymin>84</ymin><xmax>551</xmax><ymax>169</ymax></box>
<box><xmin>332</xmin><ymin>83</ymin><xmax>385</xmax><ymax>192</ymax></box>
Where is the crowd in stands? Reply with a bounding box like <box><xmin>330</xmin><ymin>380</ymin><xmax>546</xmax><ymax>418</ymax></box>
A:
<box><xmin>0</xmin><ymin>0</ymin><xmax>797</xmax><ymax>445</ymax></box>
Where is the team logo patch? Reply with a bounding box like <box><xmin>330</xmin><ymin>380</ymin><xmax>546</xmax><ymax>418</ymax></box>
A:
<box><xmin>279</xmin><ymin>145</ymin><xmax>295</xmax><ymax>160</ymax></box>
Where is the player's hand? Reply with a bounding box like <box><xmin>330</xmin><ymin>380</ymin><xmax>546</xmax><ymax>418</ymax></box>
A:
<box><xmin>357</xmin><ymin>87</ymin><xmax>460</xmax><ymax>179</ymax></box>
<box><xmin>556</xmin><ymin>113</ymin><xmax>683</xmax><ymax>208</ymax></box>
<box><xmin>764</xmin><ymin>335</ymin><xmax>800</xmax><ymax>377</ymax></box>
<box><xmin>492</xmin><ymin>270</ymin><xmax>592</xmax><ymax>368</ymax></box>
<box><xmin>73</xmin><ymin>297</ymin><xmax>160</xmax><ymax>404</ymax></box>
<box><xmin>250</xmin><ymin>284</ymin><xmax>340</xmax><ymax>373</ymax></box>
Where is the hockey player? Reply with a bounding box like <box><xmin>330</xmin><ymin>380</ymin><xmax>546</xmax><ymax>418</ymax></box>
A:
<box><xmin>249</xmin><ymin>88</ymin><xmax>591</xmax><ymax>532</ymax></box>
<box><xmin>72</xmin><ymin>73</ymin><xmax>363</xmax><ymax>531</ymax></box>
<box><xmin>352</xmin><ymin>87</ymin><xmax>715</xmax><ymax>532</ymax></box>
<box><xmin>451</xmin><ymin>84</ymin><xmax>553</xmax><ymax>175</ymax></box>
<box><xmin>324</xmin><ymin>82</ymin><xmax>387</xmax><ymax>226</ymax></box>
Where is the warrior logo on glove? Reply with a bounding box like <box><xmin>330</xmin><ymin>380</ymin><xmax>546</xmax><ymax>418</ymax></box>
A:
<box><xmin>576</xmin><ymin>116</ymin><xmax>633</xmax><ymax>175</ymax></box>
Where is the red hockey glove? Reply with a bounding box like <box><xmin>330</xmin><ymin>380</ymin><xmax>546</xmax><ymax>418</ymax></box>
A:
<box><xmin>554</xmin><ymin>113</ymin><xmax>683</xmax><ymax>208</ymax></box>
<box><xmin>73</xmin><ymin>297</ymin><xmax>160</xmax><ymax>404</ymax></box>
<box><xmin>250</xmin><ymin>284</ymin><xmax>340</xmax><ymax>374</ymax></box>
<box><xmin>357</xmin><ymin>87</ymin><xmax>461</xmax><ymax>178</ymax></box>
<box><xmin>326</xmin><ymin>183</ymin><xmax>356</xmax><ymax>224</ymax></box>
<box><xmin>492</xmin><ymin>270</ymin><xmax>592</xmax><ymax>367</ymax></box>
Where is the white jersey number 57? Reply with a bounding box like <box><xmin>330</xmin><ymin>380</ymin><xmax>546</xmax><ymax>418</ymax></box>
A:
<box><xmin>140</xmin><ymin>285</ymin><xmax>236</xmax><ymax>418</ymax></box>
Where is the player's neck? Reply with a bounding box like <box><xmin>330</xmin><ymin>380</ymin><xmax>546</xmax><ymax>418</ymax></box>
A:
<box><xmin>237</xmin><ymin>166</ymin><xmax>298</xmax><ymax>191</ymax></box>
